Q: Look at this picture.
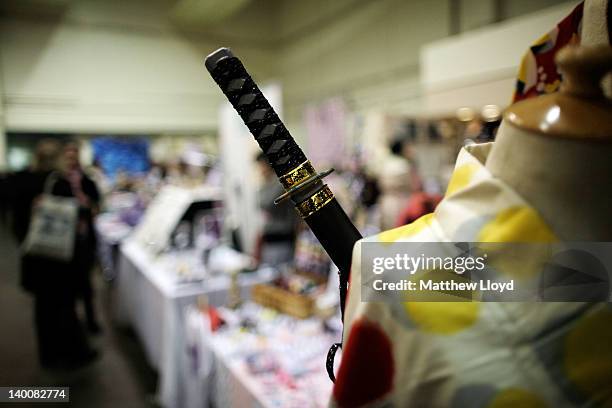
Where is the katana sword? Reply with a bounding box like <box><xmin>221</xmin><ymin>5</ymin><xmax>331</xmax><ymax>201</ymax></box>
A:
<box><xmin>205</xmin><ymin>48</ymin><xmax>361</xmax><ymax>380</ymax></box>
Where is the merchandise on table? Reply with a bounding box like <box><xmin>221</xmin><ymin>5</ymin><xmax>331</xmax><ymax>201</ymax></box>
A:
<box><xmin>251</xmin><ymin>266</ymin><xmax>330</xmax><ymax>318</ymax></box>
<box><xmin>185</xmin><ymin>302</ymin><xmax>341</xmax><ymax>408</ymax></box>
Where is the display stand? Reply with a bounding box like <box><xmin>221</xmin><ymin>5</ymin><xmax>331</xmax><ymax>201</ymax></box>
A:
<box><xmin>115</xmin><ymin>185</ymin><xmax>275</xmax><ymax>408</ymax></box>
<box><xmin>130</xmin><ymin>185</ymin><xmax>222</xmax><ymax>255</ymax></box>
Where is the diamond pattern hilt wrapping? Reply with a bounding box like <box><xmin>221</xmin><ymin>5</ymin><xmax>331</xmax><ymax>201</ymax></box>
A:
<box><xmin>205</xmin><ymin>49</ymin><xmax>307</xmax><ymax>177</ymax></box>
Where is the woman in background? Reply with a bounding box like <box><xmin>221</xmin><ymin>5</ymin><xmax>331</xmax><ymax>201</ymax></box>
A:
<box><xmin>13</xmin><ymin>140</ymin><xmax>98</xmax><ymax>369</ymax></box>
<box><xmin>378</xmin><ymin>139</ymin><xmax>417</xmax><ymax>231</ymax></box>
<box><xmin>57</xmin><ymin>142</ymin><xmax>102</xmax><ymax>334</ymax></box>
<box><xmin>12</xmin><ymin>140</ymin><xmax>61</xmax><ymax>289</ymax></box>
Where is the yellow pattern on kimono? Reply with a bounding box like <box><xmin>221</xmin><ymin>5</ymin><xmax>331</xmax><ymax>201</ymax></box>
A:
<box><xmin>332</xmin><ymin>143</ymin><xmax>609</xmax><ymax>408</ymax></box>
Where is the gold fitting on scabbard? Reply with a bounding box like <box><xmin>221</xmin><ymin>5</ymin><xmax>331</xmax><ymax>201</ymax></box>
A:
<box><xmin>279</xmin><ymin>161</ymin><xmax>316</xmax><ymax>190</ymax></box>
<box><xmin>296</xmin><ymin>185</ymin><xmax>334</xmax><ymax>218</ymax></box>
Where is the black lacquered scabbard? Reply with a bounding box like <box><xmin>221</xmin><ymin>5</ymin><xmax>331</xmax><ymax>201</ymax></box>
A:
<box><xmin>205</xmin><ymin>48</ymin><xmax>362</xmax><ymax>318</ymax></box>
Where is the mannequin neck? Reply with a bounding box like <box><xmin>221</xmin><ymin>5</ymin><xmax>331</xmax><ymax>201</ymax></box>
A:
<box><xmin>485</xmin><ymin>121</ymin><xmax>612</xmax><ymax>241</ymax></box>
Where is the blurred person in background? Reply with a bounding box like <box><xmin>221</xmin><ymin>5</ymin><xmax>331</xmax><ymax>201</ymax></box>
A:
<box><xmin>12</xmin><ymin>139</ymin><xmax>98</xmax><ymax>369</ymax></box>
<box><xmin>59</xmin><ymin>141</ymin><xmax>102</xmax><ymax>335</ymax></box>
<box><xmin>393</xmin><ymin>125</ymin><xmax>443</xmax><ymax>226</ymax></box>
<box><xmin>378</xmin><ymin>138</ymin><xmax>419</xmax><ymax>230</ymax></box>
<box><xmin>86</xmin><ymin>158</ymin><xmax>111</xmax><ymax>199</ymax></box>
<box><xmin>396</xmin><ymin>177</ymin><xmax>443</xmax><ymax>226</ymax></box>
<box><xmin>11</xmin><ymin>139</ymin><xmax>61</xmax><ymax>248</ymax></box>
<box><xmin>254</xmin><ymin>152</ymin><xmax>298</xmax><ymax>265</ymax></box>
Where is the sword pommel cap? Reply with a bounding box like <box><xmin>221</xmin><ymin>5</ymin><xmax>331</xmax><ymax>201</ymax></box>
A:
<box><xmin>205</xmin><ymin>47</ymin><xmax>234</xmax><ymax>72</ymax></box>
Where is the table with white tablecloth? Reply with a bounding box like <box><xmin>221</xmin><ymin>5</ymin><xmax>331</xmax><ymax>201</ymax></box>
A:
<box><xmin>181</xmin><ymin>303</ymin><xmax>340</xmax><ymax>408</ymax></box>
<box><xmin>115</xmin><ymin>240</ymin><xmax>276</xmax><ymax>408</ymax></box>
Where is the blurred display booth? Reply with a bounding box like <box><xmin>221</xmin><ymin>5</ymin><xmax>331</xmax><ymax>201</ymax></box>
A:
<box><xmin>114</xmin><ymin>185</ymin><xmax>276</xmax><ymax>408</ymax></box>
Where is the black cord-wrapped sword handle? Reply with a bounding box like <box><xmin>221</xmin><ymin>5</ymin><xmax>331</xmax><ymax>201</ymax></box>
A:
<box><xmin>206</xmin><ymin>48</ymin><xmax>362</xmax><ymax>382</ymax></box>
<box><xmin>205</xmin><ymin>47</ymin><xmax>306</xmax><ymax>177</ymax></box>
<box><xmin>205</xmin><ymin>47</ymin><xmax>362</xmax><ymax>290</ymax></box>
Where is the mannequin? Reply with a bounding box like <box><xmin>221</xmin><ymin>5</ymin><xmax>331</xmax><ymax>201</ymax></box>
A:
<box><xmin>582</xmin><ymin>0</ymin><xmax>612</xmax><ymax>98</ymax></box>
<box><xmin>333</xmin><ymin>46</ymin><xmax>612</xmax><ymax>408</ymax></box>
<box><xmin>486</xmin><ymin>45</ymin><xmax>612</xmax><ymax>241</ymax></box>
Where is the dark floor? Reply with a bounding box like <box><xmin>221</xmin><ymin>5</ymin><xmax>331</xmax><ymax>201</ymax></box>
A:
<box><xmin>0</xmin><ymin>221</ymin><xmax>158</xmax><ymax>408</ymax></box>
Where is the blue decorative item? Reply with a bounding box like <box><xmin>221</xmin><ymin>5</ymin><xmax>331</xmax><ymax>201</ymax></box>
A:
<box><xmin>91</xmin><ymin>137</ymin><xmax>150</xmax><ymax>181</ymax></box>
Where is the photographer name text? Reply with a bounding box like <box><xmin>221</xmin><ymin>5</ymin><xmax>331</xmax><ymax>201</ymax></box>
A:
<box><xmin>372</xmin><ymin>279</ymin><xmax>514</xmax><ymax>293</ymax></box>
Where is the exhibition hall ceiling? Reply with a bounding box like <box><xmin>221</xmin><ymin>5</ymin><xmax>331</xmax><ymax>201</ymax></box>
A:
<box><xmin>0</xmin><ymin>0</ymin><xmax>267</xmax><ymax>26</ymax></box>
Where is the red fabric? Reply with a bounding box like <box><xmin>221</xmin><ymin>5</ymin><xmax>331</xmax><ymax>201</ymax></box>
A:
<box><xmin>333</xmin><ymin>319</ymin><xmax>394</xmax><ymax>407</ymax></box>
<box><xmin>396</xmin><ymin>192</ymin><xmax>442</xmax><ymax>227</ymax></box>
<box><xmin>512</xmin><ymin>3</ymin><xmax>584</xmax><ymax>102</ymax></box>
<box><xmin>207</xmin><ymin>307</ymin><xmax>223</xmax><ymax>332</ymax></box>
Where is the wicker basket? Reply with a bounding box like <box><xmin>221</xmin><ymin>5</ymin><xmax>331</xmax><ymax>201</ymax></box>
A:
<box><xmin>251</xmin><ymin>284</ymin><xmax>314</xmax><ymax>319</ymax></box>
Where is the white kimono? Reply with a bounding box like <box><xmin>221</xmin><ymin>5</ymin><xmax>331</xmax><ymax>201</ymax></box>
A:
<box><xmin>330</xmin><ymin>143</ymin><xmax>611</xmax><ymax>407</ymax></box>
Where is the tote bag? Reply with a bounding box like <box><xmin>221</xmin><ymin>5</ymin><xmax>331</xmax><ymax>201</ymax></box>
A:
<box><xmin>22</xmin><ymin>172</ymin><xmax>78</xmax><ymax>262</ymax></box>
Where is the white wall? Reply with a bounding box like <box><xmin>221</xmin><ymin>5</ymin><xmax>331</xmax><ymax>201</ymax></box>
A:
<box><xmin>458</xmin><ymin>0</ymin><xmax>497</xmax><ymax>32</ymax></box>
<box><xmin>278</xmin><ymin>0</ymin><xmax>450</xmax><ymax>118</ymax></box>
<box><xmin>421</xmin><ymin>1</ymin><xmax>577</xmax><ymax>114</ymax></box>
<box><xmin>0</xmin><ymin>0</ymin><xmax>275</xmax><ymax>134</ymax></box>
<box><xmin>0</xmin><ymin>0</ymin><xmax>578</xmax><ymax>137</ymax></box>
<box><xmin>274</xmin><ymin>0</ymin><xmax>575</xmax><ymax>144</ymax></box>
<box><xmin>1</xmin><ymin>19</ymin><xmax>214</xmax><ymax>133</ymax></box>
<box><xmin>271</xmin><ymin>0</ymin><xmax>452</xmax><ymax>153</ymax></box>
